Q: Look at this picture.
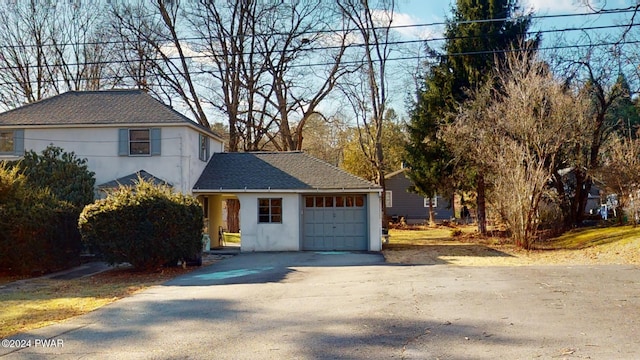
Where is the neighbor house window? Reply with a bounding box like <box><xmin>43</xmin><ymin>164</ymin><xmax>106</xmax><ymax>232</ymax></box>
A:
<box><xmin>385</xmin><ymin>191</ymin><xmax>393</xmax><ymax>208</ymax></box>
<box><xmin>258</xmin><ymin>198</ymin><xmax>282</xmax><ymax>223</ymax></box>
<box><xmin>424</xmin><ymin>196</ymin><xmax>438</xmax><ymax>208</ymax></box>
<box><xmin>0</xmin><ymin>131</ymin><xmax>14</xmax><ymax>153</ymax></box>
<box><xmin>199</xmin><ymin>133</ymin><xmax>210</xmax><ymax>161</ymax></box>
<box><xmin>118</xmin><ymin>128</ymin><xmax>161</xmax><ymax>156</ymax></box>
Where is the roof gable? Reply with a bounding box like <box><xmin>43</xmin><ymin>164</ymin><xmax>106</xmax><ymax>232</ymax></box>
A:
<box><xmin>385</xmin><ymin>168</ymin><xmax>407</xmax><ymax>180</ymax></box>
<box><xmin>0</xmin><ymin>90</ymin><xmax>217</xmax><ymax>136</ymax></box>
<box><xmin>97</xmin><ymin>170</ymin><xmax>172</xmax><ymax>189</ymax></box>
<box><xmin>193</xmin><ymin>152</ymin><xmax>380</xmax><ymax>191</ymax></box>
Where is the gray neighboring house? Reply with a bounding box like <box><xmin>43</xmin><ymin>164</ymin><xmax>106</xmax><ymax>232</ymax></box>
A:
<box><xmin>193</xmin><ymin>152</ymin><xmax>383</xmax><ymax>252</ymax></box>
<box><xmin>384</xmin><ymin>168</ymin><xmax>453</xmax><ymax>224</ymax></box>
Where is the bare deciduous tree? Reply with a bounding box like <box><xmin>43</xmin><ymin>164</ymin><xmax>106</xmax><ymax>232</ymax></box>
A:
<box><xmin>337</xmin><ymin>0</ymin><xmax>395</xmax><ymax>219</ymax></box>
<box><xmin>551</xmin><ymin>45</ymin><xmax>632</xmax><ymax>226</ymax></box>
<box><xmin>595</xmin><ymin>135</ymin><xmax>640</xmax><ymax>225</ymax></box>
<box><xmin>447</xmin><ymin>52</ymin><xmax>590</xmax><ymax>248</ymax></box>
<box><xmin>0</xmin><ymin>1</ymin><xmax>114</xmax><ymax>109</ymax></box>
<box><xmin>110</xmin><ymin>0</ymin><xmax>211</xmax><ymax>127</ymax></box>
<box><xmin>259</xmin><ymin>1</ymin><xmax>351</xmax><ymax>152</ymax></box>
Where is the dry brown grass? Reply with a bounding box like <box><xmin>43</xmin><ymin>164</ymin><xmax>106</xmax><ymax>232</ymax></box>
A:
<box><xmin>383</xmin><ymin>225</ymin><xmax>640</xmax><ymax>266</ymax></box>
<box><xmin>0</xmin><ymin>256</ymin><xmax>224</xmax><ymax>338</ymax></box>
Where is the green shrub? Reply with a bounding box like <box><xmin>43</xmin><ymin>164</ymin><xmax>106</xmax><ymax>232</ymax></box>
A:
<box><xmin>0</xmin><ymin>165</ymin><xmax>79</xmax><ymax>275</ymax></box>
<box><xmin>10</xmin><ymin>145</ymin><xmax>95</xmax><ymax>209</ymax></box>
<box><xmin>79</xmin><ymin>178</ymin><xmax>204</xmax><ymax>271</ymax></box>
<box><xmin>2</xmin><ymin>146</ymin><xmax>95</xmax><ymax>274</ymax></box>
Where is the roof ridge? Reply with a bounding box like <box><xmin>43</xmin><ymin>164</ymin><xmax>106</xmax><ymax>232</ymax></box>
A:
<box><xmin>385</xmin><ymin>168</ymin><xmax>407</xmax><ymax>179</ymax></box>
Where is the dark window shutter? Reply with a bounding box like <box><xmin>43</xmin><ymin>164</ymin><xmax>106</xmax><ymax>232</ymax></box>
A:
<box><xmin>150</xmin><ymin>128</ymin><xmax>161</xmax><ymax>156</ymax></box>
<box><xmin>13</xmin><ymin>129</ymin><xmax>24</xmax><ymax>156</ymax></box>
<box><xmin>118</xmin><ymin>129</ymin><xmax>128</xmax><ymax>156</ymax></box>
<box><xmin>205</xmin><ymin>136</ymin><xmax>210</xmax><ymax>161</ymax></box>
<box><xmin>199</xmin><ymin>134</ymin><xmax>210</xmax><ymax>161</ymax></box>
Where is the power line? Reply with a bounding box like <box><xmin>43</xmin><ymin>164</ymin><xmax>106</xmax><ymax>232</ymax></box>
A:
<box><xmin>0</xmin><ymin>6</ymin><xmax>633</xmax><ymax>88</ymax></box>
<box><xmin>0</xmin><ymin>20</ymin><xmax>635</xmax><ymax>76</ymax></box>
<box><xmin>0</xmin><ymin>6</ymin><xmax>635</xmax><ymax>50</ymax></box>
<box><xmin>0</xmin><ymin>37</ymin><xmax>638</xmax><ymax>88</ymax></box>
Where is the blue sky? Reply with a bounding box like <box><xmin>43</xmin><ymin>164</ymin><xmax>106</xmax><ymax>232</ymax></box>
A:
<box><xmin>392</xmin><ymin>0</ymin><xmax>635</xmax><ymax>46</ymax></box>
<box><xmin>374</xmin><ymin>0</ymin><xmax>638</xmax><ymax>117</ymax></box>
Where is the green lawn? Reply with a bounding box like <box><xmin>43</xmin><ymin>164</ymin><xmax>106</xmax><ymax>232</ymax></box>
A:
<box><xmin>222</xmin><ymin>232</ymin><xmax>241</xmax><ymax>243</ymax></box>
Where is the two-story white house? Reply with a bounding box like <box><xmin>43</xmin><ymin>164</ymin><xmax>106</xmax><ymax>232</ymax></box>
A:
<box><xmin>0</xmin><ymin>90</ymin><xmax>383</xmax><ymax>252</ymax></box>
<box><xmin>0</xmin><ymin>90</ymin><xmax>223</xmax><ymax>194</ymax></box>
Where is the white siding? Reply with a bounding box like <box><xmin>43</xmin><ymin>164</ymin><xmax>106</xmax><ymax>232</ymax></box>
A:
<box><xmin>237</xmin><ymin>193</ymin><xmax>301</xmax><ymax>252</ymax></box>
<box><xmin>18</xmin><ymin>125</ymin><xmax>222</xmax><ymax>194</ymax></box>
<box><xmin>368</xmin><ymin>192</ymin><xmax>382</xmax><ymax>251</ymax></box>
<box><xmin>235</xmin><ymin>192</ymin><xmax>382</xmax><ymax>252</ymax></box>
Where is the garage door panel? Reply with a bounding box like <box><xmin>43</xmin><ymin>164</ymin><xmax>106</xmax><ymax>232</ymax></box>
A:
<box><xmin>303</xmin><ymin>195</ymin><xmax>368</xmax><ymax>251</ymax></box>
<box><xmin>324</xmin><ymin>211</ymin><xmax>335</xmax><ymax>222</ymax></box>
<box><xmin>323</xmin><ymin>223</ymin><xmax>334</xmax><ymax>235</ymax></box>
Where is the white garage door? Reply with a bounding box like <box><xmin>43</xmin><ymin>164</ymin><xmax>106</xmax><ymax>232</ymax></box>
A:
<box><xmin>302</xmin><ymin>195</ymin><xmax>368</xmax><ymax>251</ymax></box>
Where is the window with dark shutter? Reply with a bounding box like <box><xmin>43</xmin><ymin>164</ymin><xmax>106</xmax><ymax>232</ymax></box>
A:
<box><xmin>118</xmin><ymin>128</ymin><xmax>161</xmax><ymax>156</ymax></box>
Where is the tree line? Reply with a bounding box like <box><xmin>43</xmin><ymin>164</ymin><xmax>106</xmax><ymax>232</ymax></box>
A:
<box><xmin>405</xmin><ymin>0</ymin><xmax>640</xmax><ymax>248</ymax></box>
<box><xmin>2</xmin><ymin>0</ymin><xmax>640</xmax><ymax>248</ymax></box>
<box><xmin>0</xmin><ymin>0</ymin><xmax>395</xmax><ymax>155</ymax></box>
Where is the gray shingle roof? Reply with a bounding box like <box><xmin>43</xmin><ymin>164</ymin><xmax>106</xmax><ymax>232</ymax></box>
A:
<box><xmin>97</xmin><ymin>170</ymin><xmax>172</xmax><ymax>189</ymax></box>
<box><xmin>193</xmin><ymin>152</ymin><xmax>380</xmax><ymax>191</ymax></box>
<box><xmin>0</xmin><ymin>90</ymin><xmax>217</xmax><ymax>136</ymax></box>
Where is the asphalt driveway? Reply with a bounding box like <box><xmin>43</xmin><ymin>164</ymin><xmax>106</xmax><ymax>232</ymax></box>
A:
<box><xmin>2</xmin><ymin>252</ymin><xmax>640</xmax><ymax>359</ymax></box>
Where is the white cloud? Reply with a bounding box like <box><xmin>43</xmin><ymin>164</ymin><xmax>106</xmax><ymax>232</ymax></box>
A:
<box><xmin>521</xmin><ymin>0</ymin><xmax>593</xmax><ymax>14</ymax></box>
<box><xmin>391</xmin><ymin>11</ymin><xmax>443</xmax><ymax>40</ymax></box>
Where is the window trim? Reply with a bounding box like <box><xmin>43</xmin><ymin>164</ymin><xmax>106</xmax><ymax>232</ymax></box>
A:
<box><xmin>129</xmin><ymin>129</ymin><xmax>151</xmax><ymax>156</ymax></box>
<box><xmin>424</xmin><ymin>196</ymin><xmax>438</xmax><ymax>208</ymax></box>
<box><xmin>385</xmin><ymin>190</ymin><xmax>393</xmax><ymax>208</ymax></box>
<box><xmin>258</xmin><ymin>198</ymin><xmax>282</xmax><ymax>224</ymax></box>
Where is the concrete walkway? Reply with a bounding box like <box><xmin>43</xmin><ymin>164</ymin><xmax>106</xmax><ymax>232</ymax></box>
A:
<box><xmin>2</xmin><ymin>252</ymin><xmax>639</xmax><ymax>359</ymax></box>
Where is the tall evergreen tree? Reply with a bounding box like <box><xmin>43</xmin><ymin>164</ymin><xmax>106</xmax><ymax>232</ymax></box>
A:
<box><xmin>607</xmin><ymin>74</ymin><xmax>640</xmax><ymax>139</ymax></box>
<box><xmin>405</xmin><ymin>0</ymin><xmax>537</xmax><ymax>233</ymax></box>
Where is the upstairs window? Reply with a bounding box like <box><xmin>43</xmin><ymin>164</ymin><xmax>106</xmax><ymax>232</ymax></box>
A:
<box><xmin>119</xmin><ymin>128</ymin><xmax>161</xmax><ymax>156</ymax></box>
<box><xmin>385</xmin><ymin>191</ymin><xmax>392</xmax><ymax>208</ymax></box>
<box><xmin>0</xmin><ymin>131</ymin><xmax>14</xmax><ymax>153</ymax></box>
<box><xmin>199</xmin><ymin>133</ymin><xmax>210</xmax><ymax>161</ymax></box>
<box><xmin>129</xmin><ymin>129</ymin><xmax>150</xmax><ymax>155</ymax></box>
<box><xmin>0</xmin><ymin>129</ymin><xmax>24</xmax><ymax>156</ymax></box>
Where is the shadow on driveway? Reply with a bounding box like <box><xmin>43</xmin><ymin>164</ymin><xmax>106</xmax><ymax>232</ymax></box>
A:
<box><xmin>165</xmin><ymin>251</ymin><xmax>385</xmax><ymax>286</ymax></box>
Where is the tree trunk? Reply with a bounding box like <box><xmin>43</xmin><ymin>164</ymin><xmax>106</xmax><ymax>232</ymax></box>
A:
<box><xmin>428</xmin><ymin>197</ymin><xmax>435</xmax><ymax>227</ymax></box>
<box><xmin>477</xmin><ymin>173</ymin><xmax>487</xmax><ymax>235</ymax></box>
<box><xmin>226</xmin><ymin>199</ymin><xmax>240</xmax><ymax>233</ymax></box>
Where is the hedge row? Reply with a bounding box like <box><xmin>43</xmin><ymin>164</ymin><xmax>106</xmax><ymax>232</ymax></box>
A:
<box><xmin>78</xmin><ymin>179</ymin><xmax>204</xmax><ymax>271</ymax></box>
<box><xmin>0</xmin><ymin>166</ymin><xmax>82</xmax><ymax>274</ymax></box>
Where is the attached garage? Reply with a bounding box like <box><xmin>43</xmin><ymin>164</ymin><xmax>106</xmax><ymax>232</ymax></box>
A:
<box><xmin>193</xmin><ymin>152</ymin><xmax>383</xmax><ymax>252</ymax></box>
<box><xmin>303</xmin><ymin>195</ymin><xmax>368</xmax><ymax>251</ymax></box>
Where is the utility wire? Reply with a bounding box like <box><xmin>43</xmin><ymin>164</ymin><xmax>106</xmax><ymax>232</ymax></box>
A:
<box><xmin>0</xmin><ymin>36</ymin><xmax>638</xmax><ymax>88</ymax></box>
<box><xmin>0</xmin><ymin>6</ymin><xmax>635</xmax><ymax>49</ymax></box>
<box><xmin>0</xmin><ymin>21</ymin><xmax>635</xmax><ymax>75</ymax></box>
